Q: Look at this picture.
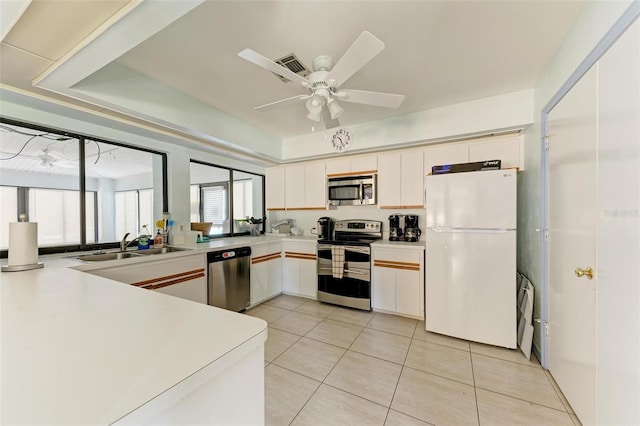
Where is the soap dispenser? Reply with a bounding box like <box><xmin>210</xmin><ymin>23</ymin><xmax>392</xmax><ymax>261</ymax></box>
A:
<box><xmin>137</xmin><ymin>225</ymin><xmax>151</xmax><ymax>250</ymax></box>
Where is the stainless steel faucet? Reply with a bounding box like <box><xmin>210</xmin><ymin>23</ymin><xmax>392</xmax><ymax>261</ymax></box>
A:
<box><xmin>120</xmin><ymin>233</ymin><xmax>130</xmax><ymax>252</ymax></box>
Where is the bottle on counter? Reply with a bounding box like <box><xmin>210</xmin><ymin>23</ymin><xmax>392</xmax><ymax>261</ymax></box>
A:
<box><xmin>154</xmin><ymin>229</ymin><xmax>164</xmax><ymax>248</ymax></box>
<box><xmin>137</xmin><ymin>225</ymin><xmax>151</xmax><ymax>250</ymax></box>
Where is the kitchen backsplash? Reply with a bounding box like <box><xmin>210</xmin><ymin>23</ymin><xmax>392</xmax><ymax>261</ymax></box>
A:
<box><xmin>268</xmin><ymin>206</ymin><xmax>424</xmax><ymax>238</ymax></box>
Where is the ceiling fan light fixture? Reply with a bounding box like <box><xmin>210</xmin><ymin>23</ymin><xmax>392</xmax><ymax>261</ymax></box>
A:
<box><xmin>305</xmin><ymin>94</ymin><xmax>323</xmax><ymax>114</ymax></box>
<box><xmin>307</xmin><ymin>111</ymin><xmax>321</xmax><ymax>122</ymax></box>
<box><xmin>328</xmin><ymin>99</ymin><xmax>344</xmax><ymax>120</ymax></box>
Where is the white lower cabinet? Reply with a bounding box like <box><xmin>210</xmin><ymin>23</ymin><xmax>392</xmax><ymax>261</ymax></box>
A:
<box><xmin>282</xmin><ymin>240</ymin><xmax>317</xmax><ymax>299</ymax></box>
<box><xmin>86</xmin><ymin>254</ymin><xmax>207</xmax><ymax>304</ymax></box>
<box><xmin>250</xmin><ymin>243</ymin><xmax>282</xmax><ymax>305</ymax></box>
<box><xmin>372</xmin><ymin>247</ymin><xmax>424</xmax><ymax>318</ymax></box>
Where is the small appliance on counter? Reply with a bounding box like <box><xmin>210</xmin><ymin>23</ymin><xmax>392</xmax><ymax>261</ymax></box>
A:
<box><xmin>404</xmin><ymin>214</ymin><xmax>422</xmax><ymax>242</ymax></box>
<box><xmin>388</xmin><ymin>214</ymin><xmax>421</xmax><ymax>242</ymax></box>
<box><xmin>271</xmin><ymin>219</ymin><xmax>292</xmax><ymax>234</ymax></box>
<box><xmin>388</xmin><ymin>214</ymin><xmax>405</xmax><ymax>241</ymax></box>
<box><xmin>315</xmin><ymin>217</ymin><xmax>335</xmax><ymax>240</ymax></box>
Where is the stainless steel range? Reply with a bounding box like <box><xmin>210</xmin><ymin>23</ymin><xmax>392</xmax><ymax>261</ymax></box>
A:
<box><xmin>317</xmin><ymin>219</ymin><xmax>382</xmax><ymax>311</ymax></box>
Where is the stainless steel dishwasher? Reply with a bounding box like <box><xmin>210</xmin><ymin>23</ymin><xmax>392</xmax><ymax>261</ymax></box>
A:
<box><xmin>207</xmin><ymin>247</ymin><xmax>251</xmax><ymax>312</ymax></box>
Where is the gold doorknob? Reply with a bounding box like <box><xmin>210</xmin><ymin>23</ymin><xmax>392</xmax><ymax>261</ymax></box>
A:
<box><xmin>575</xmin><ymin>267</ymin><xmax>594</xmax><ymax>280</ymax></box>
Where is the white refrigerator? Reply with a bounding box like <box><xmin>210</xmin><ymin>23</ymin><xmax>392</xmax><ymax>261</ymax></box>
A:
<box><xmin>425</xmin><ymin>168</ymin><xmax>517</xmax><ymax>348</ymax></box>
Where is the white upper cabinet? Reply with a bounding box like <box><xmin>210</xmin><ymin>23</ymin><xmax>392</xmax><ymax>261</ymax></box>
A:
<box><xmin>326</xmin><ymin>155</ymin><xmax>377</xmax><ymax>177</ymax></box>
<box><xmin>424</xmin><ymin>135</ymin><xmax>523</xmax><ymax>174</ymax></box>
<box><xmin>468</xmin><ymin>135</ymin><xmax>522</xmax><ymax>170</ymax></box>
<box><xmin>304</xmin><ymin>161</ymin><xmax>326</xmax><ymax>209</ymax></box>
<box><xmin>378</xmin><ymin>151</ymin><xmax>424</xmax><ymax>208</ymax></box>
<box><xmin>285</xmin><ymin>164</ymin><xmax>306</xmax><ymax>209</ymax></box>
<box><xmin>285</xmin><ymin>162</ymin><xmax>326</xmax><ymax>210</ymax></box>
<box><xmin>266</xmin><ymin>167</ymin><xmax>285</xmax><ymax>210</ymax></box>
<box><xmin>424</xmin><ymin>143</ymin><xmax>469</xmax><ymax>175</ymax></box>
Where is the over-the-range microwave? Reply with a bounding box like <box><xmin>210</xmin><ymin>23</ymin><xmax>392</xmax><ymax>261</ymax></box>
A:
<box><xmin>327</xmin><ymin>174</ymin><xmax>376</xmax><ymax>206</ymax></box>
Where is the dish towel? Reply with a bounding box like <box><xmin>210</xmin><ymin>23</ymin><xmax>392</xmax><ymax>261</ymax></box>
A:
<box><xmin>331</xmin><ymin>245</ymin><xmax>345</xmax><ymax>279</ymax></box>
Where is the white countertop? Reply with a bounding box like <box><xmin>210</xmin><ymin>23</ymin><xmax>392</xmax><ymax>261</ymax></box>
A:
<box><xmin>1</xmin><ymin>247</ymin><xmax>267</xmax><ymax>424</ymax></box>
<box><xmin>1</xmin><ymin>232</ymin><xmax>422</xmax><ymax>423</ymax></box>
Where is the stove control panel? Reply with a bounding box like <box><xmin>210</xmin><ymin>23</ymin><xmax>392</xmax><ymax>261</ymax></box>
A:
<box><xmin>334</xmin><ymin>220</ymin><xmax>382</xmax><ymax>233</ymax></box>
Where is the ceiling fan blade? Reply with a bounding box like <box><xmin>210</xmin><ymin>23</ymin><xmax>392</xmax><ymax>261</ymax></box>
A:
<box><xmin>326</xmin><ymin>31</ymin><xmax>385</xmax><ymax>87</ymax></box>
<box><xmin>337</xmin><ymin>89</ymin><xmax>405</xmax><ymax>109</ymax></box>
<box><xmin>254</xmin><ymin>95</ymin><xmax>308</xmax><ymax>111</ymax></box>
<box><xmin>322</xmin><ymin>108</ymin><xmax>340</xmax><ymax>130</ymax></box>
<box><xmin>238</xmin><ymin>49</ymin><xmax>310</xmax><ymax>87</ymax></box>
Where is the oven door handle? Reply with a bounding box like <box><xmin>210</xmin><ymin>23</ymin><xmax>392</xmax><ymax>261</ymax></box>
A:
<box><xmin>318</xmin><ymin>267</ymin><xmax>368</xmax><ymax>275</ymax></box>
<box><xmin>344</xmin><ymin>268</ymin><xmax>368</xmax><ymax>275</ymax></box>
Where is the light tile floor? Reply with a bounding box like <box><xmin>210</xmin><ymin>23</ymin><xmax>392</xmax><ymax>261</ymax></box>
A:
<box><xmin>247</xmin><ymin>295</ymin><xmax>581</xmax><ymax>426</ymax></box>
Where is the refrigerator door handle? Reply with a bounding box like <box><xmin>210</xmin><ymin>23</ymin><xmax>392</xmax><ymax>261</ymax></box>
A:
<box><xmin>427</xmin><ymin>227</ymin><xmax>515</xmax><ymax>233</ymax></box>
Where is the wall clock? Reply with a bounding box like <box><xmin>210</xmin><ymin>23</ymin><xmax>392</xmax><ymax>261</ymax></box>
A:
<box><xmin>331</xmin><ymin>128</ymin><xmax>352</xmax><ymax>152</ymax></box>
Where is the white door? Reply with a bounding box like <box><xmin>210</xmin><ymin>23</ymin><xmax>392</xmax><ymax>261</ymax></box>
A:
<box><xmin>595</xmin><ymin>18</ymin><xmax>640</xmax><ymax>425</ymax></box>
<box><xmin>547</xmin><ymin>66</ymin><xmax>597</xmax><ymax>425</ymax></box>
<box><xmin>425</xmin><ymin>169</ymin><xmax>517</xmax><ymax>229</ymax></box>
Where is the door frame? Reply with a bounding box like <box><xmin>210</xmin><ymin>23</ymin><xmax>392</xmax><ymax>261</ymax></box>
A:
<box><xmin>539</xmin><ymin>2</ymin><xmax>640</xmax><ymax>368</ymax></box>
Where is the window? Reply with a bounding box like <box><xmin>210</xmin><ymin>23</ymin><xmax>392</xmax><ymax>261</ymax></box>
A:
<box><xmin>0</xmin><ymin>119</ymin><xmax>166</xmax><ymax>255</ymax></box>
<box><xmin>189</xmin><ymin>161</ymin><xmax>264</xmax><ymax>237</ymax></box>
<box><xmin>114</xmin><ymin>189</ymin><xmax>154</xmax><ymax>238</ymax></box>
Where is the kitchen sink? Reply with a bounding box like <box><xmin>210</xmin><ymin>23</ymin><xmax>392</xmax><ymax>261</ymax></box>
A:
<box><xmin>73</xmin><ymin>246</ymin><xmax>191</xmax><ymax>262</ymax></box>
<box><xmin>75</xmin><ymin>252</ymin><xmax>144</xmax><ymax>262</ymax></box>
<box><xmin>135</xmin><ymin>247</ymin><xmax>191</xmax><ymax>255</ymax></box>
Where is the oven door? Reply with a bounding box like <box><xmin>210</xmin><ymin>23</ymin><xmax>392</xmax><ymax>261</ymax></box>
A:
<box><xmin>318</xmin><ymin>244</ymin><xmax>371</xmax><ymax>310</ymax></box>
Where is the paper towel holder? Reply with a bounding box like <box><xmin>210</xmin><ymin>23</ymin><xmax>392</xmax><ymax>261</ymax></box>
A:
<box><xmin>1</xmin><ymin>214</ymin><xmax>44</xmax><ymax>272</ymax></box>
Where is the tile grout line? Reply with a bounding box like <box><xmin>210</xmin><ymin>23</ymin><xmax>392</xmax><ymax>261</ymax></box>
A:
<box><xmin>470</xmin><ymin>352</ymin><xmax>481</xmax><ymax>425</ymax></box>
<box><xmin>287</xmin><ymin>305</ymin><xmax>374</xmax><ymax>425</ymax></box>
<box><xmin>264</xmin><ymin>296</ymin><xmax>564</xmax><ymax>425</ymax></box>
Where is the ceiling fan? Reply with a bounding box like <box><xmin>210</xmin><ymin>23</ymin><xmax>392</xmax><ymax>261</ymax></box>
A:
<box><xmin>38</xmin><ymin>147</ymin><xmax>75</xmax><ymax>168</ymax></box>
<box><xmin>238</xmin><ymin>31</ymin><xmax>405</xmax><ymax>129</ymax></box>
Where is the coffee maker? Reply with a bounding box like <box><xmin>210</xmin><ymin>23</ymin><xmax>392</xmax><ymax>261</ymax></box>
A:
<box><xmin>316</xmin><ymin>217</ymin><xmax>334</xmax><ymax>241</ymax></box>
<box><xmin>388</xmin><ymin>214</ymin><xmax>404</xmax><ymax>241</ymax></box>
<box><xmin>404</xmin><ymin>214</ymin><xmax>422</xmax><ymax>242</ymax></box>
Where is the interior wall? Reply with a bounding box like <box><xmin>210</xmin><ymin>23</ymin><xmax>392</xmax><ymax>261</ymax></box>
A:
<box><xmin>72</xmin><ymin>62</ymin><xmax>283</xmax><ymax>161</ymax></box>
<box><xmin>269</xmin><ymin>206</ymin><xmax>424</xmax><ymax>238</ymax></box>
<box><xmin>519</xmin><ymin>0</ymin><xmax>633</xmax><ymax>356</ymax></box>
<box><xmin>282</xmin><ymin>90</ymin><xmax>533</xmax><ymax>161</ymax></box>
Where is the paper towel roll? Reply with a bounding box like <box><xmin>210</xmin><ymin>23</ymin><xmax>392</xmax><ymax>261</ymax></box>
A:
<box><xmin>8</xmin><ymin>222</ymin><xmax>38</xmax><ymax>266</ymax></box>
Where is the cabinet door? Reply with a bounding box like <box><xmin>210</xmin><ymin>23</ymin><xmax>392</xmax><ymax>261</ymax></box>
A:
<box><xmin>298</xmin><ymin>258</ymin><xmax>318</xmax><ymax>299</ymax></box>
<box><xmin>250</xmin><ymin>261</ymin><xmax>269</xmax><ymax>305</ymax></box>
<box><xmin>285</xmin><ymin>165</ymin><xmax>306</xmax><ymax>209</ymax></box>
<box><xmin>155</xmin><ymin>275</ymin><xmax>207</xmax><ymax>304</ymax></box>
<box><xmin>468</xmin><ymin>136</ymin><xmax>521</xmax><ymax>170</ymax></box>
<box><xmin>377</xmin><ymin>153</ymin><xmax>402</xmax><ymax>208</ymax></box>
<box><xmin>282</xmin><ymin>257</ymin><xmax>300</xmax><ymax>294</ymax></box>
<box><xmin>326</xmin><ymin>158</ymin><xmax>351</xmax><ymax>176</ymax></box>
<box><xmin>372</xmin><ymin>266</ymin><xmax>396</xmax><ymax>311</ymax></box>
<box><xmin>87</xmin><ymin>254</ymin><xmax>207</xmax><ymax>304</ymax></box>
<box><xmin>424</xmin><ymin>144</ymin><xmax>468</xmax><ymax>175</ymax></box>
<box><xmin>400</xmin><ymin>151</ymin><xmax>424</xmax><ymax>207</ymax></box>
<box><xmin>350</xmin><ymin>155</ymin><xmax>378</xmax><ymax>174</ymax></box>
<box><xmin>395</xmin><ymin>269</ymin><xmax>421</xmax><ymax>317</ymax></box>
<box><xmin>266</xmin><ymin>167</ymin><xmax>286</xmax><ymax>210</ymax></box>
<box><xmin>267</xmin><ymin>256</ymin><xmax>282</xmax><ymax>298</ymax></box>
<box><xmin>304</xmin><ymin>162</ymin><xmax>326</xmax><ymax>209</ymax></box>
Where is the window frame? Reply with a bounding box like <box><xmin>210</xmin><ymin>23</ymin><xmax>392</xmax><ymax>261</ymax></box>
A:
<box><xmin>189</xmin><ymin>159</ymin><xmax>265</xmax><ymax>238</ymax></box>
<box><xmin>0</xmin><ymin>117</ymin><xmax>168</xmax><ymax>257</ymax></box>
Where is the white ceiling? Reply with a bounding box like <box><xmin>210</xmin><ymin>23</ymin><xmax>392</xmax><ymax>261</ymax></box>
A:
<box><xmin>0</xmin><ymin>1</ymin><xmax>585</xmax><ymax>148</ymax></box>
